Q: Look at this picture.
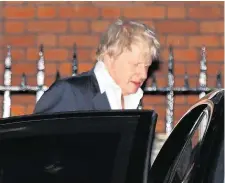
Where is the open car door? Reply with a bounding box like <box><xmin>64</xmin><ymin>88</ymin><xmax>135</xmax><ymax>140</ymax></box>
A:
<box><xmin>0</xmin><ymin>110</ymin><xmax>157</xmax><ymax>183</ymax></box>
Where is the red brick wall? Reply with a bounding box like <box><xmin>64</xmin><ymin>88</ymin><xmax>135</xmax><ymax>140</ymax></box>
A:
<box><xmin>0</xmin><ymin>1</ymin><xmax>224</xmax><ymax>132</ymax></box>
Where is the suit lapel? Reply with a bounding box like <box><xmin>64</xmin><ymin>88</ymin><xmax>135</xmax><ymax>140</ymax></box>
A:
<box><xmin>92</xmin><ymin>92</ymin><xmax>111</xmax><ymax>110</ymax></box>
<box><xmin>86</xmin><ymin>69</ymin><xmax>111</xmax><ymax>110</ymax></box>
<box><xmin>68</xmin><ymin>67</ymin><xmax>111</xmax><ymax>111</ymax></box>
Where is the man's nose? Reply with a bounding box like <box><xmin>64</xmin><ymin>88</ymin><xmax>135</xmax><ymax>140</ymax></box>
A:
<box><xmin>138</xmin><ymin>66</ymin><xmax>147</xmax><ymax>81</ymax></box>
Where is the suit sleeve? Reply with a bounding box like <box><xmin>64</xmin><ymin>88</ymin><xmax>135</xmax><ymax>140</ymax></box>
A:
<box><xmin>33</xmin><ymin>80</ymin><xmax>78</xmax><ymax>114</ymax></box>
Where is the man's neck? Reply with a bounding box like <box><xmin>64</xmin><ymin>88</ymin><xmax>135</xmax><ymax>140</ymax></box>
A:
<box><xmin>121</xmin><ymin>95</ymin><xmax>125</xmax><ymax>109</ymax></box>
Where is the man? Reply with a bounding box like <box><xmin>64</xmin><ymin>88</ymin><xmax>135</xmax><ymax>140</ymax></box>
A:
<box><xmin>34</xmin><ymin>19</ymin><xmax>160</xmax><ymax>114</ymax></box>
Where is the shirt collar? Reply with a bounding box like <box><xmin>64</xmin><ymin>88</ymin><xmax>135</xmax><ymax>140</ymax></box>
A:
<box><xmin>94</xmin><ymin>61</ymin><xmax>121</xmax><ymax>93</ymax></box>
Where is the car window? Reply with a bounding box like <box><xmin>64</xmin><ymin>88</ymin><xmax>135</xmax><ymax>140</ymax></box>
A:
<box><xmin>0</xmin><ymin>133</ymin><xmax>122</xmax><ymax>183</ymax></box>
<box><xmin>148</xmin><ymin>104</ymin><xmax>212</xmax><ymax>183</ymax></box>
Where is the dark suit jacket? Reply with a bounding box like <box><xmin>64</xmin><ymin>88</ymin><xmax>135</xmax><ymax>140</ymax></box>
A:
<box><xmin>34</xmin><ymin>69</ymin><xmax>111</xmax><ymax>114</ymax></box>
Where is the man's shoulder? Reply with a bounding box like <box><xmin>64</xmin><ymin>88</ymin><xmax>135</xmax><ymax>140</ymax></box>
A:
<box><xmin>52</xmin><ymin>70</ymin><xmax>98</xmax><ymax>92</ymax></box>
<box><xmin>61</xmin><ymin>70</ymin><xmax>95</xmax><ymax>86</ymax></box>
<box><xmin>34</xmin><ymin>70</ymin><xmax>98</xmax><ymax>113</ymax></box>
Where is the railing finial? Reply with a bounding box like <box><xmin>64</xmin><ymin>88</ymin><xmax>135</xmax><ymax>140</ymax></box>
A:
<box><xmin>199</xmin><ymin>46</ymin><xmax>207</xmax><ymax>92</ymax></box>
<box><xmin>40</xmin><ymin>44</ymin><xmax>44</xmax><ymax>53</ymax></box>
<box><xmin>216</xmin><ymin>71</ymin><xmax>222</xmax><ymax>88</ymax></box>
<box><xmin>184</xmin><ymin>72</ymin><xmax>189</xmax><ymax>89</ymax></box>
<box><xmin>72</xmin><ymin>43</ymin><xmax>78</xmax><ymax>76</ymax></box>
<box><xmin>168</xmin><ymin>45</ymin><xmax>174</xmax><ymax>72</ymax></box>
<box><xmin>151</xmin><ymin>73</ymin><xmax>157</xmax><ymax>89</ymax></box>
<box><xmin>21</xmin><ymin>73</ymin><xmax>27</xmax><ymax>88</ymax></box>
<box><xmin>36</xmin><ymin>44</ymin><xmax>45</xmax><ymax>102</ymax></box>
<box><xmin>55</xmin><ymin>70</ymin><xmax>60</xmax><ymax>81</ymax></box>
<box><xmin>5</xmin><ymin>45</ymin><xmax>12</xmax><ymax>69</ymax></box>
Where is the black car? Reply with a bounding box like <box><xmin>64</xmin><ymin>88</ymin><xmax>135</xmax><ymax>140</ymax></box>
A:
<box><xmin>0</xmin><ymin>89</ymin><xmax>223</xmax><ymax>183</ymax></box>
<box><xmin>149</xmin><ymin>89</ymin><xmax>224</xmax><ymax>183</ymax></box>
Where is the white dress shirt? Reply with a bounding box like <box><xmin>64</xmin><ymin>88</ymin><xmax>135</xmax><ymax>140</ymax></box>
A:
<box><xmin>94</xmin><ymin>61</ymin><xmax>143</xmax><ymax>110</ymax></box>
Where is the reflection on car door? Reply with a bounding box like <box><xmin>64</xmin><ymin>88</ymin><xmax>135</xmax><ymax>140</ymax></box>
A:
<box><xmin>148</xmin><ymin>90</ymin><xmax>224</xmax><ymax>183</ymax></box>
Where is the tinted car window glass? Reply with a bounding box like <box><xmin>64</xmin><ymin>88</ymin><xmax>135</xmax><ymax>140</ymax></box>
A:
<box><xmin>0</xmin><ymin>133</ymin><xmax>121</xmax><ymax>183</ymax></box>
<box><xmin>0</xmin><ymin>110</ymin><xmax>158</xmax><ymax>183</ymax></box>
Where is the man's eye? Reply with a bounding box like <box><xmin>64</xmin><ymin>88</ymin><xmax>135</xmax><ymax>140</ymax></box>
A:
<box><xmin>133</xmin><ymin>63</ymin><xmax>139</xmax><ymax>67</ymax></box>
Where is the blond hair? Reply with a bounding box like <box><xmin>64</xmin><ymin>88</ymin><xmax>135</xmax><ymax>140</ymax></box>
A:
<box><xmin>96</xmin><ymin>18</ymin><xmax>160</xmax><ymax>62</ymax></box>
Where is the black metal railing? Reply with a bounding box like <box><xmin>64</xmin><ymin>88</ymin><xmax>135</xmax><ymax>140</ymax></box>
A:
<box><xmin>0</xmin><ymin>44</ymin><xmax>222</xmax><ymax>135</ymax></box>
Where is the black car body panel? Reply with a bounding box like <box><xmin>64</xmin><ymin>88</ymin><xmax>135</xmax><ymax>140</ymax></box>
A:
<box><xmin>148</xmin><ymin>89</ymin><xmax>224</xmax><ymax>183</ymax></box>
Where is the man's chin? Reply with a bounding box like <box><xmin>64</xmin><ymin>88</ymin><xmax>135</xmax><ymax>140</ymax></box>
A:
<box><xmin>122</xmin><ymin>84</ymin><xmax>140</xmax><ymax>95</ymax></box>
<box><xmin>127</xmin><ymin>88</ymin><xmax>139</xmax><ymax>95</ymax></box>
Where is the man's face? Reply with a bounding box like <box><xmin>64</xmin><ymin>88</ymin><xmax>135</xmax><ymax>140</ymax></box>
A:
<box><xmin>105</xmin><ymin>44</ymin><xmax>152</xmax><ymax>95</ymax></box>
